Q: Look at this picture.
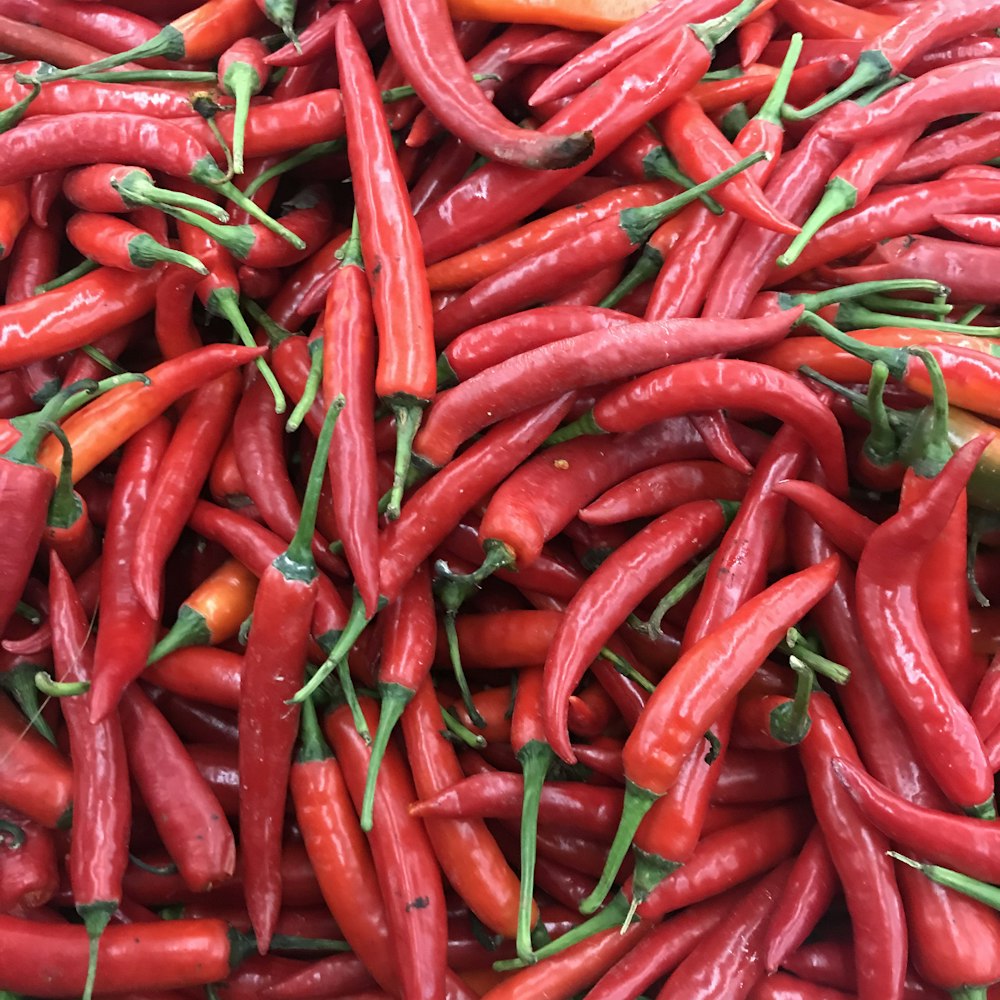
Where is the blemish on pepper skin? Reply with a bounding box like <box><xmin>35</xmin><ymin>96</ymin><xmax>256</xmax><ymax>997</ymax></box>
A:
<box><xmin>553</xmin><ymin>459</ymin><xmax>570</xmax><ymax>470</ymax></box>
<box><xmin>405</xmin><ymin>896</ymin><xmax>430</xmax><ymax>912</ymax></box>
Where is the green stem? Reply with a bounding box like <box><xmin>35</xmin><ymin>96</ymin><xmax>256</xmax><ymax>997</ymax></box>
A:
<box><xmin>768</xmin><ymin>660</ymin><xmax>814</xmax><ymax>745</ymax></box>
<box><xmin>543</xmin><ymin>409</ymin><xmax>606</xmax><ymax>447</ymax></box>
<box><xmin>890</xmin><ymin>853</ymin><xmax>1000</xmax><ymax>909</ymax></box>
<box><xmin>222</xmin><ymin>62</ymin><xmax>264</xmax><ymax>176</ymax></box>
<box><xmin>0</xmin><ymin>817</ymin><xmax>25</xmax><ymax>847</ymax></box>
<box><xmin>580</xmin><ymin>781</ymin><xmax>658</xmax><ymax>915</ymax></box>
<box><xmin>443</xmin><ymin>611</ymin><xmax>486</xmax><ymax>728</ymax></box>
<box><xmin>599</xmin><ymin>648</ymin><xmax>655</xmax><ymax>694</ymax></box>
<box><xmin>296</xmin><ymin>693</ymin><xmax>330</xmax><ymax>763</ymax></box>
<box><xmin>782</xmin><ymin>49</ymin><xmax>892</xmax><ymax>120</ymax></box>
<box><xmin>1</xmin><ymin>663</ymin><xmax>56</xmax><ymax>743</ymax></box>
<box><xmin>440</xmin><ymin>706</ymin><xmax>487</xmax><ymax>749</ymax></box>
<box><xmin>901</xmin><ymin>348</ymin><xmax>951</xmax><ymax>478</ymax></box>
<box><xmin>72</xmin><ymin>69</ymin><xmax>218</xmax><ymax>82</ymax></box>
<box><xmin>34</xmin><ymin>259</ymin><xmax>99</xmax><ymax>294</ymax></box>
<box><xmin>860</xmin><ymin>293</ymin><xmax>952</xmax><ymax>317</ymax></box>
<box><xmin>128</xmin><ymin>853</ymin><xmax>178</xmax><ymax>875</ymax></box>
<box><xmin>45</xmin><ymin>424</ymin><xmax>80</xmax><ymax>530</ymax></box>
<box><xmin>385</xmin><ymin>401</ymin><xmax>425</xmax><ymax>521</ymax></box>
<box><xmin>781</xmin><ymin>627</ymin><xmax>851</xmax><ymax>685</ymax></box>
<box><xmin>622</xmin><ymin>152</ymin><xmax>767</xmax><ymax>245</ymax></box>
<box><xmin>629</xmin><ymin>550</ymin><xmax>716</xmax><ymax>639</ymax></box>
<box><xmin>515</xmin><ymin>741</ymin><xmax>554</xmax><ymax>963</ymax></box>
<box><xmin>4</xmin><ymin>381</ymin><xmax>97</xmax><ymax>464</ymax></box>
<box><xmin>126</xmin><ymin>233</ymin><xmax>207</xmax><ymax>274</ymax></box>
<box><xmin>56</xmin><ymin>373</ymin><xmax>148</xmax><ymax>421</ymax></box>
<box><xmin>210</xmin><ymin>290</ymin><xmax>286</xmax><ymax>414</ymax></box>
<box><xmin>147</xmin><ymin>606</ymin><xmax>210</xmax><ymax>664</ymax></box>
<box><xmin>360</xmin><ymin>684</ymin><xmax>413</xmax><ymax>831</ymax></box>
<box><xmin>32</xmin><ymin>26</ymin><xmax>185</xmax><ymax>81</ymax></box>
<box><xmin>285</xmin><ymin>339</ymin><xmax>324</xmax><ymax>433</ymax></box>
<box><xmin>837</xmin><ymin>300</ymin><xmax>1000</xmax><ymax>337</ymax></box>
<box><xmin>642</xmin><ymin>147</ymin><xmax>723</xmax><ymax>214</ymax></box>
<box><xmin>755</xmin><ymin>33</ymin><xmax>803</xmax><ymax>125</ymax></box>
<box><xmin>14</xmin><ymin>601</ymin><xmax>40</xmax><ymax>625</ymax></box>
<box><xmin>269</xmin><ymin>934</ymin><xmax>350</xmax><ymax>953</ymax></box>
<box><xmin>0</xmin><ymin>78</ymin><xmax>39</xmax><ymax>133</ymax></box>
<box><xmin>112</xmin><ymin>171</ymin><xmax>230</xmax><ymax>222</ymax></box>
<box><xmin>244</xmin><ymin>141</ymin><xmax>343</xmax><ymax>199</ymax></box>
<box><xmin>79</xmin><ymin>903</ymin><xmax>116</xmax><ymax>1000</ymax></box>
<box><xmin>35</xmin><ymin>672</ymin><xmax>89</xmax><ymax>698</ymax></box>
<box><xmin>80</xmin><ymin>345</ymin><xmax>126</xmax><ymax>376</ymax></box>
<box><xmin>597</xmin><ymin>244</ymin><xmax>664</xmax><ymax>309</ymax></box>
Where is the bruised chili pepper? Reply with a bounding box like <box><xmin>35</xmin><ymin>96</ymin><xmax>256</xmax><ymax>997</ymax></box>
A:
<box><xmin>552</xmin><ymin>360</ymin><xmax>849</xmax><ymax>497</ymax></box>
<box><xmin>131</xmin><ymin>370</ymin><xmax>241</xmax><ymax>620</ymax></box>
<box><xmin>218</xmin><ymin>37</ymin><xmax>269</xmax><ymax>175</ymax></box>
<box><xmin>336</xmin><ymin>13</ymin><xmax>435</xmax><ymax>520</ymax></box>
<box><xmin>543</xmin><ymin>500</ymin><xmax>731</xmax><ymax>763</ymax></box>
<box><xmin>325</xmin><ymin>697</ymin><xmax>448</xmax><ymax>1000</ymax></box>
<box><xmin>34</xmin><ymin>343</ymin><xmax>266</xmax><ymax>483</ymax></box>
<box><xmin>417</xmin><ymin>308</ymin><xmax>799</xmax><ymax>470</ymax></box>
<box><xmin>65</xmin><ymin>211</ymin><xmax>206</xmax><ymax>274</ymax></box>
<box><xmin>148</xmin><ymin>557</ymin><xmax>258</xmax><ymax>664</ymax></box>
<box><xmin>290</xmin><ymin>696</ymin><xmax>401</xmax><ymax>996</ymax></box>
<box><xmin>48</xmin><ymin>552</ymin><xmax>131</xmax><ymax>1000</ymax></box>
<box><xmin>403</xmin><ymin>677</ymin><xmax>529</xmax><ymax>943</ymax></box>
<box><xmin>586</xmin><ymin>557</ymin><xmax>838</xmax><ymax>914</ymax></box>
<box><xmin>238</xmin><ymin>395</ymin><xmax>342</xmax><ymax>953</ymax></box>
<box><xmin>856</xmin><ymin>437</ymin><xmax>996</xmax><ymax>816</ymax></box>
<box><xmin>786</xmin><ymin>0</ymin><xmax>1000</xmax><ymax>118</ymax></box>
<box><xmin>417</xmin><ymin>0</ymin><xmax>769</xmax><ymax>264</ymax></box>
<box><xmin>323</xmin><ymin>215</ymin><xmax>378</xmax><ymax>618</ymax></box>
<box><xmin>87</xmin><ymin>417</ymin><xmax>170</xmax><ymax>723</ymax></box>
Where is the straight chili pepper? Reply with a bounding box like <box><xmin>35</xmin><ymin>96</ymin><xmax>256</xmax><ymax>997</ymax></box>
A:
<box><xmin>322</xmin><ymin>214</ymin><xmax>379</xmax><ymax>618</ymax></box>
<box><xmin>239</xmin><ymin>393</ymin><xmax>342</xmax><ymax>953</ymax></box>
<box><xmin>48</xmin><ymin>551</ymin><xmax>131</xmax><ymax>1000</ymax></box>
<box><xmin>131</xmin><ymin>369</ymin><xmax>241</xmax><ymax>620</ymax></box>
<box><xmin>65</xmin><ymin>211</ymin><xmax>206</xmax><ymax>274</ymax></box>
<box><xmin>145</xmin><ymin>647</ymin><xmax>243</xmax><ymax>711</ymax></box>
<box><xmin>856</xmin><ymin>437</ymin><xmax>996</xmax><ymax>816</ymax></box>
<box><xmin>417</xmin><ymin>0</ymin><xmax>768</xmax><ymax>264</ymax></box>
<box><xmin>87</xmin><ymin>416</ymin><xmax>170</xmax><ymax>723</ymax></box>
<box><xmin>34</xmin><ymin>343</ymin><xmax>266</xmax><ymax>483</ymax></box>
<box><xmin>586</xmin><ymin>557</ymin><xmax>838</xmax><ymax>913</ymax></box>
<box><xmin>335</xmin><ymin>13</ymin><xmax>435</xmax><ymax>519</ymax></box>
<box><xmin>886</xmin><ymin>113</ymin><xmax>1000</xmax><ymax>184</ymax></box>
<box><xmin>417</xmin><ymin>308</ymin><xmax>800</xmax><ymax>470</ymax></box>
<box><xmin>786</xmin><ymin>0</ymin><xmax>1000</xmax><ymax>117</ymax></box>
<box><xmin>543</xmin><ymin>500</ymin><xmax>731</xmax><ymax>762</ymax></box>
<box><xmin>403</xmin><ymin>677</ymin><xmax>529</xmax><ymax>942</ymax></box>
<box><xmin>325</xmin><ymin>697</ymin><xmax>448</xmax><ymax>1000</ymax></box>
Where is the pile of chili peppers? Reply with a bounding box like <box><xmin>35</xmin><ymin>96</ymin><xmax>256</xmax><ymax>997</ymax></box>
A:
<box><xmin>6</xmin><ymin>0</ymin><xmax>1000</xmax><ymax>997</ymax></box>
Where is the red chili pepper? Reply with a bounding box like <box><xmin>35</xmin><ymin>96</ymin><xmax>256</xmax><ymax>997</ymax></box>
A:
<box><xmin>763</xmin><ymin>827</ymin><xmax>839</xmax><ymax>972</ymax></box>
<box><xmin>321</xmin><ymin>216</ymin><xmax>379</xmax><ymax>618</ymax></box>
<box><xmin>0</xmin><ymin>806</ymin><xmax>58</xmax><ymax>913</ymax></box>
<box><xmin>935</xmin><ymin>213</ymin><xmax>1000</xmax><ymax>247</ymax></box>
<box><xmin>588</xmin><ymin>557</ymin><xmax>838</xmax><ymax>913</ymax></box>
<box><xmin>288</xmin><ymin>695</ymin><xmax>400</xmax><ymax>996</ymax></box>
<box><xmin>418</xmin><ymin>309</ymin><xmax>800</xmax><ymax>470</ymax></box>
<box><xmin>217</xmin><ymin>36</ymin><xmax>269</xmax><ymax>176</ymax></box>
<box><xmin>0</xmin><ymin>0</ymin><xmax>161</xmax><ymax>55</ymax></box>
<box><xmin>145</xmin><ymin>647</ymin><xmax>242</xmax><ymax>711</ymax></box>
<box><xmin>0</xmin><ymin>15</ymin><xmax>125</xmax><ymax>69</ymax></box>
<box><xmin>48</xmin><ymin>551</ymin><xmax>131</xmax><ymax>1000</ymax></box>
<box><xmin>402</xmin><ymin>677</ymin><xmax>528</xmax><ymax>941</ymax></box>
<box><xmin>238</xmin><ymin>396</ymin><xmax>341</xmax><ymax>952</ymax></box>
<box><xmin>41</xmin><ymin>429</ymin><xmax>97</xmax><ymax>578</ymax></box>
<box><xmin>334</xmin><ymin>16</ymin><xmax>436</xmax><ymax>519</ymax></box>
<box><xmin>65</xmin><ymin>211</ymin><xmax>206</xmax><ymax>275</ymax></box>
<box><xmin>856</xmin><ymin>437</ymin><xmax>996</xmax><ymax>815</ymax></box>
<box><xmin>749</xmin><ymin>971</ymin><xmax>857</xmax><ymax>1000</ymax></box>
<box><xmin>417</xmin><ymin>0</ymin><xmax>767</xmax><ymax>264</ymax></box>
<box><xmin>131</xmin><ymin>370</ymin><xmax>240</xmax><ymax>620</ymax></box>
<box><xmin>324</xmin><ymin>697</ymin><xmax>448</xmax><ymax>1000</ymax></box>
<box><xmin>885</xmin><ymin>113</ymin><xmax>1000</xmax><ymax>184</ymax></box>
<box><xmin>87</xmin><ymin>416</ymin><xmax>170</xmax><ymax>722</ymax></box>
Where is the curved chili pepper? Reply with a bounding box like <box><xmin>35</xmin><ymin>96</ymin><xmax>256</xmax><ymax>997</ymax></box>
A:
<box><xmin>238</xmin><ymin>395</ymin><xmax>341</xmax><ymax>953</ymax></box>
<box><xmin>324</xmin><ymin>697</ymin><xmax>448</xmax><ymax>1000</ymax></box>
<box><xmin>0</xmin><ymin>14</ymin><xmax>124</xmax><ymax>69</ymax></box>
<box><xmin>0</xmin><ymin>690</ymin><xmax>71</xmax><ymax>827</ymax></box>
<box><xmin>543</xmin><ymin>500</ymin><xmax>730</xmax><ymax>763</ymax></box>
<box><xmin>0</xmin><ymin>113</ymin><xmax>302</xmax><ymax>246</ymax></box>
<box><xmin>558</xmin><ymin>360</ymin><xmax>849</xmax><ymax>497</ymax></box>
<box><xmin>418</xmin><ymin>309</ymin><xmax>800</xmax><ymax>469</ymax></box>
<box><xmin>856</xmin><ymin>437</ymin><xmax>995</xmax><ymax>815</ymax></box>
<box><xmin>65</xmin><ymin>211</ymin><xmax>206</xmax><ymax>274</ymax></box>
<box><xmin>48</xmin><ymin>551</ymin><xmax>131</xmax><ymax>1000</ymax></box>
<box><xmin>131</xmin><ymin>370</ymin><xmax>241</xmax><ymax>620</ymax></box>
<box><xmin>403</xmin><ymin>677</ymin><xmax>528</xmax><ymax>942</ymax></box>
<box><xmin>588</xmin><ymin>557</ymin><xmax>838</xmax><ymax>914</ymax></box>
<box><xmin>86</xmin><ymin>416</ymin><xmax>169</xmax><ymax>722</ymax></box>
<box><xmin>119</xmin><ymin>684</ymin><xmax>235</xmax><ymax>893</ymax></box>
<box><xmin>148</xmin><ymin>557</ymin><xmax>258</xmax><ymax>664</ymax></box>
<box><xmin>787</xmin><ymin>0</ymin><xmax>1000</xmax><ymax>118</ymax></box>
<box><xmin>417</xmin><ymin>0</ymin><xmax>768</xmax><ymax>264</ymax></box>
<box><xmin>581</xmin><ymin>460</ymin><xmax>750</xmax><ymax>525</ymax></box>
<box><xmin>334</xmin><ymin>14</ymin><xmax>435</xmax><ymax>519</ymax></box>
<box><xmin>322</xmin><ymin>216</ymin><xmax>378</xmax><ymax>618</ymax></box>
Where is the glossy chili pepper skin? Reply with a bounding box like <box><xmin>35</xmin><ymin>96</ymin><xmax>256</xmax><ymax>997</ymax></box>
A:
<box><xmin>119</xmin><ymin>684</ymin><xmax>236</xmax><ymax>894</ymax></box>
<box><xmin>0</xmin><ymin>805</ymin><xmax>58</xmax><ymax>913</ymax></box>
<box><xmin>543</xmin><ymin>500</ymin><xmax>729</xmax><ymax>762</ymax></box>
<box><xmin>856</xmin><ymin>438</ymin><xmax>995</xmax><ymax>814</ymax></box>
<box><xmin>886</xmin><ymin>112</ymin><xmax>1000</xmax><ymax>184</ymax></box>
<box><xmin>325</xmin><ymin>698</ymin><xmax>448</xmax><ymax>1000</ymax></box>
<box><xmin>145</xmin><ymin>647</ymin><xmax>242</xmax><ymax>711</ymax></box>
<box><xmin>416</xmin><ymin>310</ymin><xmax>801</xmax><ymax>469</ymax></box>
<box><xmin>131</xmin><ymin>370</ymin><xmax>241</xmax><ymax>620</ymax></box>
<box><xmin>88</xmin><ymin>417</ymin><xmax>170</xmax><ymax>723</ymax></box>
<box><xmin>49</xmin><ymin>552</ymin><xmax>131</xmax><ymax>964</ymax></box>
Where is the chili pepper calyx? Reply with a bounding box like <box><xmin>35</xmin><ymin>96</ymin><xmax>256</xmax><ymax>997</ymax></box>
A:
<box><xmin>785</xmin><ymin>49</ymin><xmax>893</xmax><ymax>121</ymax></box>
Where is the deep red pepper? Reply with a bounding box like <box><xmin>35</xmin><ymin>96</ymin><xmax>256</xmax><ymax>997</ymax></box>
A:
<box><xmin>324</xmin><ymin>698</ymin><xmax>448</xmax><ymax>1000</ymax></box>
<box><xmin>886</xmin><ymin>113</ymin><xmax>1000</xmax><ymax>184</ymax></box>
<box><xmin>238</xmin><ymin>396</ymin><xmax>341</xmax><ymax>952</ymax></box>
<box><xmin>66</xmin><ymin>211</ymin><xmax>207</xmax><ymax>274</ymax></box>
<box><xmin>0</xmin><ymin>805</ymin><xmax>58</xmax><ymax>913</ymax></box>
<box><xmin>131</xmin><ymin>370</ymin><xmax>240</xmax><ymax>620</ymax></box>
<box><xmin>49</xmin><ymin>551</ymin><xmax>131</xmax><ymax>1000</ymax></box>
<box><xmin>87</xmin><ymin>416</ymin><xmax>170</xmax><ymax>722</ymax></box>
